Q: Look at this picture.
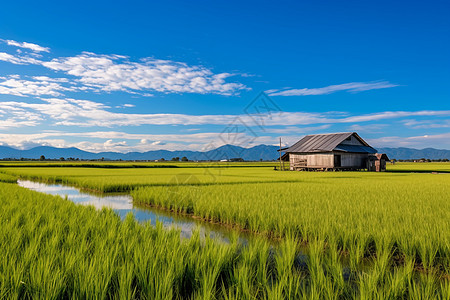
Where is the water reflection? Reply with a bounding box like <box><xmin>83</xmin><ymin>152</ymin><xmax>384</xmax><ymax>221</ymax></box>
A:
<box><xmin>17</xmin><ymin>180</ymin><xmax>248</xmax><ymax>243</ymax></box>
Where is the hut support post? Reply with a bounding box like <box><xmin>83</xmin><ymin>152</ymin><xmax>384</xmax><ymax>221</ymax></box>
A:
<box><xmin>279</xmin><ymin>137</ymin><xmax>284</xmax><ymax>171</ymax></box>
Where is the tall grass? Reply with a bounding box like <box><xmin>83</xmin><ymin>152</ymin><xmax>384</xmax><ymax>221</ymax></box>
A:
<box><xmin>3</xmin><ymin>162</ymin><xmax>448</xmax><ymax>192</ymax></box>
<box><xmin>2</xmin><ymin>166</ymin><xmax>296</xmax><ymax>192</ymax></box>
<box><xmin>1</xmin><ymin>164</ymin><xmax>449</xmax><ymax>297</ymax></box>
<box><xmin>388</xmin><ymin>162</ymin><xmax>450</xmax><ymax>173</ymax></box>
<box><xmin>131</xmin><ymin>172</ymin><xmax>450</xmax><ymax>291</ymax></box>
<box><xmin>0</xmin><ymin>181</ymin><xmax>377</xmax><ymax>299</ymax></box>
<box><xmin>0</xmin><ymin>172</ymin><xmax>17</xmax><ymax>183</ymax></box>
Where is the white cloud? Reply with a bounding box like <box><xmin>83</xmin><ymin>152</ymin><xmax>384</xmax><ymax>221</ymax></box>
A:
<box><xmin>0</xmin><ymin>75</ymin><xmax>75</xmax><ymax>97</ymax></box>
<box><xmin>0</xmin><ymin>101</ymin><xmax>43</xmax><ymax>129</ymax></box>
<box><xmin>31</xmin><ymin>76</ymin><xmax>69</xmax><ymax>83</ymax></box>
<box><xmin>4</xmin><ymin>39</ymin><xmax>50</xmax><ymax>53</ymax></box>
<box><xmin>139</xmin><ymin>139</ymin><xmax>165</xmax><ymax>146</ymax></box>
<box><xmin>71</xmin><ymin>140</ymin><xmax>204</xmax><ymax>153</ymax></box>
<box><xmin>402</xmin><ymin>119</ymin><xmax>450</xmax><ymax>129</ymax></box>
<box><xmin>347</xmin><ymin>124</ymin><xmax>388</xmax><ymax>133</ymax></box>
<box><xmin>1</xmin><ymin>129</ymin><xmax>450</xmax><ymax>152</ymax></box>
<box><xmin>339</xmin><ymin>110</ymin><xmax>450</xmax><ymax>123</ymax></box>
<box><xmin>0</xmin><ymin>39</ymin><xmax>401</xmax><ymax>99</ymax></box>
<box><xmin>0</xmin><ymin>130</ymin><xmax>274</xmax><ymax>153</ymax></box>
<box><xmin>40</xmin><ymin>52</ymin><xmax>247</xmax><ymax>96</ymax></box>
<box><xmin>0</xmin><ymin>52</ymin><xmax>41</xmax><ymax>65</ymax></box>
<box><xmin>0</xmin><ymin>98</ymin><xmax>334</xmax><ymax>128</ymax></box>
<box><xmin>103</xmin><ymin>139</ymin><xmax>128</xmax><ymax>150</ymax></box>
<box><xmin>0</xmin><ymin>118</ymin><xmax>41</xmax><ymax>130</ymax></box>
<box><xmin>115</xmin><ymin>103</ymin><xmax>135</xmax><ymax>108</ymax></box>
<box><xmin>0</xmin><ymin>47</ymin><xmax>248</xmax><ymax>96</ymax></box>
<box><xmin>267</xmin><ymin>81</ymin><xmax>398</xmax><ymax>96</ymax></box>
<box><xmin>368</xmin><ymin>132</ymin><xmax>450</xmax><ymax>149</ymax></box>
<box><xmin>265</xmin><ymin>124</ymin><xmax>331</xmax><ymax>134</ymax></box>
<box><xmin>252</xmin><ymin>110</ymin><xmax>450</xmax><ymax>127</ymax></box>
<box><xmin>1</xmin><ymin>97</ymin><xmax>450</xmax><ymax>130</ymax></box>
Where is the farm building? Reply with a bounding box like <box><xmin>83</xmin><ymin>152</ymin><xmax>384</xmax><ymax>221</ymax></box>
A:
<box><xmin>280</xmin><ymin>132</ymin><xmax>389</xmax><ymax>171</ymax></box>
<box><xmin>367</xmin><ymin>153</ymin><xmax>390</xmax><ymax>172</ymax></box>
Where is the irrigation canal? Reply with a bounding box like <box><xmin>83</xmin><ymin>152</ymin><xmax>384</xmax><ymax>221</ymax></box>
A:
<box><xmin>17</xmin><ymin>179</ymin><xmax>252</xmax><ymax>244</ymax></box>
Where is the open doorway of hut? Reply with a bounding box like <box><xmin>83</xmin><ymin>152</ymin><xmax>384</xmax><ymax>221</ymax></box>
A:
<box><xmin>334</xmin><ymin>155</ymin><xmax>341</xmax><ymax>168</ymax></box>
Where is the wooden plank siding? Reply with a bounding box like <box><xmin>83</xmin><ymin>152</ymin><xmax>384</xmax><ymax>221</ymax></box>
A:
<box><xmin>338</xmin><ymin>152</ymin><xmax>367</xmax><ymax>168</ymax></box>
<box><xmin>289</xmin><ymin>152</ymin><xmax>368</xmax><ymax>170</ymax></box>
<box><xmin>289</xmin><ymin>153</ymin><xmax>333</xmax><ymax>170</ymax></box>
<box><xmin>339</xmin><ymin>135</ymin><xmax>363</xmax><ymax>146</ymax></box>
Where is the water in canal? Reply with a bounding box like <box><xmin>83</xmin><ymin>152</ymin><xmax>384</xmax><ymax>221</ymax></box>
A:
<box><xmin>17</xmin><ymin>180</ymin><xmax>250</xmax><ymax>243</ymax></box>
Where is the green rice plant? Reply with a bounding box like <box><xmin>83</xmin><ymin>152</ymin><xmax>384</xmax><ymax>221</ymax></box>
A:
<box><xmin>0</xmin><ymin>172</ymin><xmax>17</xmax><ymax>183</ymax></box>
<box><xmin>130</xmin><ymin>170</ymin><xmax>450</xmax><ymax>296</ymax></box>
<box><xmin>1</xmin><ymin>163</ymin><xmax>449</xmax><ymax>297</ymax></box>
<box><xmin>388</xmin><ymin>162</ymin><xmax>450</xmax><ymax>173</ymax></box>
<box><xmin>0</xmin><ymin>181</ymin><xmax>319</xmax><ymax>299</ymax></box>
<box><xmin>2</xmin><ymin>166</ymin><xmax>297</xmax><ymax>192</ymax></box>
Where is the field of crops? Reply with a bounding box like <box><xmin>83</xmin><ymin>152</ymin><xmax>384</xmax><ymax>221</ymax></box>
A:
<box><xmin>0</xmin><ymin>165</ymin><xmax>291</xmax><ymax>193</ymax></box>
<box><xmin>388</xmin><ymin>162</ymin><xmax>450</xmax><ymax>173</ymax></box>
<box><xmin>0</xmin><ymin>162</ymin><xmax>449</xmax><ymax>298</ymax></box>
<box><xmin>2</xmin><ymin>181</ymin><xmax>316</xmax><ymax>299</ymax></box>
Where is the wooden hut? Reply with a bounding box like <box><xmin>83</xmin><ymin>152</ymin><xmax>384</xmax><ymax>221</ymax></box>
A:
<box><xmin>368</xmin><ymin>153</ymin><xmax>390</xmax><ymax>172</ymax></box>
<box><xmin>281</xmin><ymin>132</ymin><xmax>387</xmax><ymax>171</ymax></box>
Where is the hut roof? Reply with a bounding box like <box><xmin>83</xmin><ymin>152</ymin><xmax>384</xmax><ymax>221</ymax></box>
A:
<box><xmin>375</xmin><ymin>153</ymin><xmax>390</xmax><ymax>160</ymax></box>
<box><xmin>284</xmin><ymin>132</ymin><xmax>377</xmax><ymax>154</ymax></box>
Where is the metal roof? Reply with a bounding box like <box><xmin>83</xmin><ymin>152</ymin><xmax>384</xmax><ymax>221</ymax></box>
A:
<box><xmin>284</xmin><ymin>132</ymin><xmax>377</xmax><ymax>154</ymax></box>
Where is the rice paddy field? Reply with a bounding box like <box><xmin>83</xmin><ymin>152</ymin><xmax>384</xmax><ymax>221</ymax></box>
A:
<box><xmin>0</xmin><ymin>162</ymin><xmax>449</xmax><ymax>299</ymax></box>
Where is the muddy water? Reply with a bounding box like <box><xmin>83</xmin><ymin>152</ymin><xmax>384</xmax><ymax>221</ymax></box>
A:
<box><xmin>17</xmin><ymin>180</ymin><xmax>252</xmax><ymax>243</ymax></box>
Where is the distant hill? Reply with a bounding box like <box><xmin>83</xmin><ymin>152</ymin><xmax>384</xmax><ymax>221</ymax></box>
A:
<box><xmin>0</xmin><ymin>145</ymin><xmax>449</xmax><ymax>161</ymax></box>
<box><xmin>376</xmin><ymin>147</ymin><xmax>450</xmax><ymax>160</ymax></box>
<box><xmin>0</xmin><ymin>144</ymin><xmax>281</xmax><ymax>161</ymax></box>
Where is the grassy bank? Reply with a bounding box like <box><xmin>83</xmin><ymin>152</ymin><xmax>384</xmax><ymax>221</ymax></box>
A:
<box><xmin>0</xmin><ymin>182</ymin><xmax>303</xmax><ymax>299</ymax></box>
<box><xmin>131</xmin><ymin>173</ymin><xmax>450</xmax><ymax>272</ymax></box>
<box><xmin>0</xmin><ymin>173</ymin><xmax>17</xmax><ymax>183</ymax></box>
<box><xmin>1</xmin><ymin>163</ymin><xmax>449</xmax><ymax>297</ymax></box>
<box><xmin>2</xmin><ymin>181</ymin><xmax>449</xmax><ymax>298</ymax></box>
<box><xmin>0</xmin><ymin>166</ymin><xmax>295</xmax><ymax>192</ymax></box>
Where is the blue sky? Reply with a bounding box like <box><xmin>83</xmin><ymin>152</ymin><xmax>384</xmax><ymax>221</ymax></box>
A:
<box><xmin>0</xmin><ymin>0</ymin><xmax>449</xmax><ymax>152</ymax></box>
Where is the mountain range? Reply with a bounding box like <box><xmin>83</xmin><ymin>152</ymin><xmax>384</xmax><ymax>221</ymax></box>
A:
<box><xmin>0</xmin><ymin>144</ymin><xmax>279</xmax><ymax>161</ymax></box>
<box><xmin>0</xmin><ymin>145</ymin><xmax>449</xmax><ymax>161</ymax></box>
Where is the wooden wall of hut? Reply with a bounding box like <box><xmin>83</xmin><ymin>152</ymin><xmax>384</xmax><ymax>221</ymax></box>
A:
<box><xmin>338</xmin><ymin>153</ymin><xmax>368</xmax><ymax>168</ymax></box>
<box><xmin>289</xmin><ymin>153</ymin><xmax>333</xmax><ymax>170</ymax></box>
<box><xmin>289</xmin><ymin>152</ymin><xmax>369</xmax><ymax>170</ymax></box>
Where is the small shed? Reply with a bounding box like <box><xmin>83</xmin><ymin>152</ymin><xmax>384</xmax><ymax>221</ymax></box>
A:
<box><xmin>368</xmin><ymin>153</ymin><xmax>390</xmax><ymax>172</ymax></box>
<box><xmin>281</xmin><ymin>132</ymin><xmax>388</xmax><ymax>172</ymax></box>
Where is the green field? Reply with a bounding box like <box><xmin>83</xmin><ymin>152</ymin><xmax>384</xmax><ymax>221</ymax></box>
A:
<box><xmin>0</xmin><ymin>162</ymin><xmax>449</xmax><ymax>298</ymax></box>
<box><xmin>387</xmin><ymin>162</ymin><xmax>450</xmax><ymax>173</ymax></box>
